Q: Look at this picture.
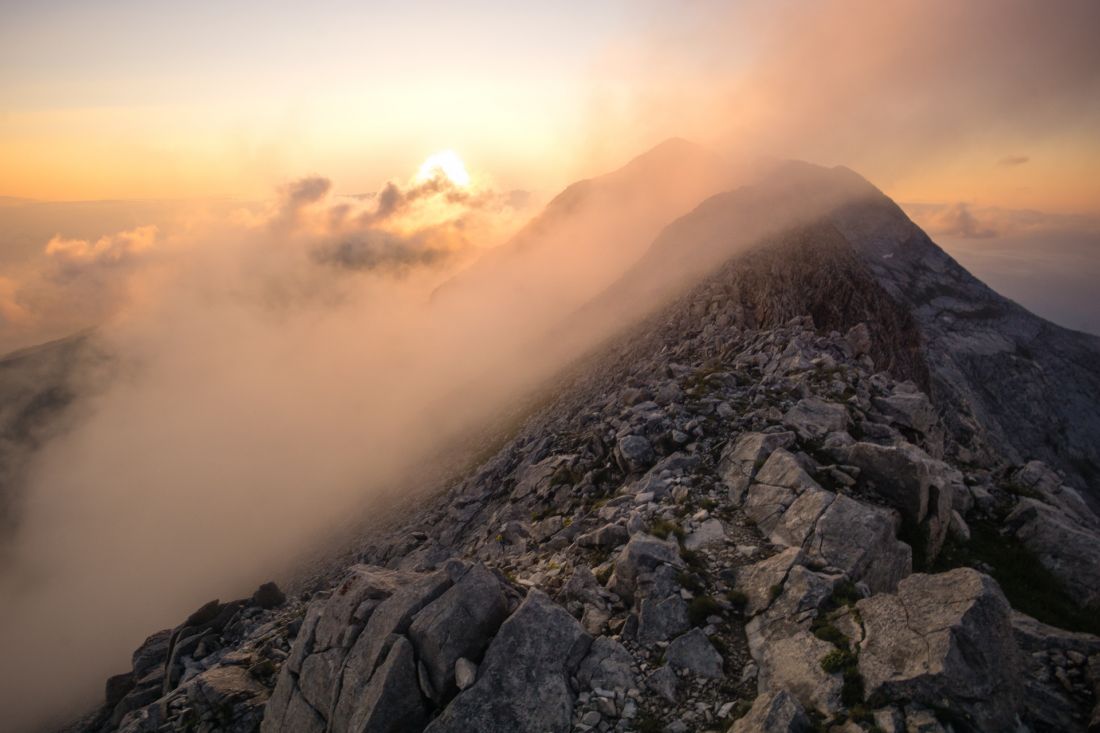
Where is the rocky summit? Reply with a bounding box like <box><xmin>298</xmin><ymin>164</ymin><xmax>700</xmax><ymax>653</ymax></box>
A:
<box><xmin>66</xmin><ymin>164</ymin><xmax>1100</xmax><ymax>733</ymax></box>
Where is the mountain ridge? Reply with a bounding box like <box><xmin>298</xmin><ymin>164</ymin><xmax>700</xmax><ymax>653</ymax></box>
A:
<box><xmin>21</xmin><ymin>153</ymin><xmax>1100</xmax><ymax>733</ymax></box>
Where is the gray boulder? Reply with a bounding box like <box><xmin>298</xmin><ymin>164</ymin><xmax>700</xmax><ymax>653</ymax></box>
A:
<box><xmin>344</xmin><ymin>635</ymin><xmax>426</xmax><ymax>733</ymax></box>
<box><xmin>782</xmin><ymin>398</ymin><xmax>849</xmax><ymax>442</ymax></box>
<box><xmin>729</xmin><ymin>690</ymin><xmax>812</xmax><ymax>733</ymax></box>
<box><xmin>576</xmin><ymin>636</ymin><xmax>636</xmax><ymax>692</ymax></box>
<box><xmin>617</xmin><ymin>435</ymin><xmax>655</xmax><ymax>473</ymax></box>
<box><xmin>841</xmin><ymin>441</ymin><xmax>955</xmax><ymax>559</ymax></box>
<box><xmin>1005</xmin><ymin>498</ymin><xmax>1100</xmax><ymax>609</ymax></box>
<box><xmin>577</xmin><ymin>522</ymin><xmax>630</xmax><ymax>550</ymax></box>
<box><xmin>424</xmin><ymin>590</ymin><xmax>590</xmax><ymax>733</ymax></box>
<box><xmin>607</xmin><ymin>533</ymin><xmax>683</xmax><ymax>603</ymax></box>
<box><xmin>408</xmin><ymin>564</ymin><xmax>509</xmax><ymax>703</ymax></box>
<box><xmin>720</xmin><ymin>431</ymin><xmax>796</xmax><ymax>502</ymax></box>
<box><xmin>665</xmin><ymin>628</ymin><xmax>723</xmax><ymax>679</ymax></box>
<box><xmin>857</xmin><ymin>568</ymin><xmax>1023</xmax><ymax>731</ymax></box>
<box><xmin>735</xmin><ymin>547</ymin><xmax>804</xmax><ymax>616</ymax></box>
<box><xmin>804</xmin><ymin>494</ymin><xmax>910</xmax><ymax>593</ymax></box>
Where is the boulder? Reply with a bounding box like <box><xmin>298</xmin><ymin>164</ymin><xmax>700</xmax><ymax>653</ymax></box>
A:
<box><xmin>735</xmin><ymin>547</ymin><xmax>804</xmax><ymax>616</ymax></box>
<box><xmin>754</xmin><ymin>630</ymin><xmax>843</xmax><ymax>714</ymax></box>
<box><xmin>729</xmin><ymin>690</ymin><xmax>812</xmax><ymax>733</ymax></box>
<box><xmin>131</xmin><ymin>629</ymin><xmax>172</xmax><ymax>679</ymax></box>
<box><xmin>250</xmin><ymin>581</ymin><xmax>286</xmax><ymax>609</ymax></box>
<box><xmin>754</xmin><ymin>449</ymin><xmax>823</xmax><ymax>494</ymax></box>
<box><xmin>646</xmin><ymin>665</ymin><xmax>679</xmax><ymax>704</ymax></box>
<box><xmin>513</xmin><ymin>455</ymin><xmax>575</xmax><ymax>500</ymax></box>
<box><xmin>1005</xmin><ymin>498</ymin><xmax>1100</xmax><ymax>609</ymax></box>
<box><xmin>185</xmin><ymin>665</ymin><xmax>269</xmax><ymax>732</ymax></box>
<box><xmin>719</xmin><ymin>432</ymin><xmax>796</xmax><ymax>502</ymax></box>
<box><xmin>782</xmin><ymin>398</ymin><xmax>849</xmax><ymax>443</ymax></box>
<box><xmin>408</xmin><ymin>563</ymin><xmax>509</xmax><ymax>703</ymax></box>
<box><xmin>343</xmin><ymin>636</ymin><xmax>427</xmax><ymax>733</ymax></box>
<box><xmin>577</xmin><ymin>522</ymin><xmax>630</xmax><ymax>549</ymax></box>
<box><xmin>424</xmin><ymin>590</ymin><xmax>590</xmax><ymax>733</ymax></box>
<box><xmin>665</xmin><ymin>628</ymin><xmax>723</xmax><ymax>679</ymax></box>
<box><xmin>841</xmin><ymin>441</ymin><xmax>955</xmax><ymax>559</ymax></box>
<box><xmin>637</xmin><ymin>593</ymin><xmax>689</xmax><ymax>643</ymax></box>
<box><xmin>683</xmin><ymin>517</ymin><xmax>726</xmax><ymax>550</ymax></box>
<box><xmin>857</xmin><ymin>569</ymin><xmax>1023</xmax><ymax>731</ymax></box>
<box><xmin>804</xmin><ymin>494</ymin><xmax>910</xmax><ymax>593</ymax></box>
<box><xmin>576</xmin><ymin>636</ymin><xmax>636</xmax><ymax>692</ymax></box>
<box><xmin>607</xmin><ymin>533</ymin><xmax>683</xmax><ymax>603</ymax></box>
<box><xmin>617</xmin><ymin>435</ymin><xmax>655</xmax><ymax>473</ymax></box>
<box><xmin>329</xmin><ymin>570</ymin><xmax>452</xmax><ymax>730</ymax></box>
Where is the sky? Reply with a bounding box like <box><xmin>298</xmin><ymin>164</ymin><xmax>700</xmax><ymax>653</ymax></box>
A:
<box><xmin>1</xmin><ymin>3</ymin><xmax>1099</xmax><ymax>728</ymax></box>
<box><xmin>2</xmin><ymin>0</ymin><xmax>1099</xmax><ymax>210</ymax></box>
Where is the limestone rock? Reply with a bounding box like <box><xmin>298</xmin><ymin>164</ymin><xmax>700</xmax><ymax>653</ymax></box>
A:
<box><xmin>665</xmin><ymin>628</ymin><xmax>723</xmax><ymax>679</ymax></box>
<box><xmin>408</xmin><ymin>563</ymin><xmax>508</xmax><ymax>703</ymax></box>
<box><xmin>424</xmin><ymin>590</ymin><xmax>590</xmax><ymax>733</ymax></box>
<box><xmin>729</xmin><ymin>690</ymin><xmax>812</xmax><ymax>733</ymax></box>
<box><xmin>857</xmin><ymin>569</ymin><xmax>1023</xmax><ymax>731</ymax></box>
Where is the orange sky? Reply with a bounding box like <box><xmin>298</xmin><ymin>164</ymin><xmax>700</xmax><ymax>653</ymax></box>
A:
<box><xmin>1</xmin><ymin>0</ymin><xmax>1098</xmax><ymax>212</ymax></box>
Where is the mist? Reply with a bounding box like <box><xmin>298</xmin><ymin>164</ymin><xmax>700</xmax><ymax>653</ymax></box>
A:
<box><xmin>0</xmin><ymin>153</ymin><xmax>733</xmax><ymax>731</ymax></box>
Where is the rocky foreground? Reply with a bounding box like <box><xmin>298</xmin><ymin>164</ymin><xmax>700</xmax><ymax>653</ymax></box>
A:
<box><xmin>67</xmin><ymin>164</ymin><xmax>1100</xmax><ymax>733</ymax></box>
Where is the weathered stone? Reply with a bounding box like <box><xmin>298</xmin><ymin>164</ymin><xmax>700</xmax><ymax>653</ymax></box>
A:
<box><xmin>754</xmin><ymin>448</ymin><xmax>822</xmax><ymax>493</ymax></box>
<box><xmin>683</xmin><ymin>517</ymin><xmax>726</xmax><ymax>550</ymax></box>
<box><xmin>424</xmin><ymin>590</ymin><xmax>590</xmax><ymax>733</ymax></box>
<box><xmin>455</xmin><ymin>657</ymin><xmax>477</xmax><ymax>690</ymax></box>
<box><xmin>729</xmin><ymin>690</ymin><xmax>812</xmax><ymax>733</ymax></box>
<box><xmin>408</xmin><ymin>563</ymin><xmax>508</xmax><ymax>703</ymax></box>
<box><xmin>768</xmin><ymin>487</ymin><xmax>835</xmax><ymax>548</ymax></box>
<box><xmin>735</xmin><ymin>547</ymin><xmax>803</xmax><ymax>616</ymax></box>
<box><xmin>577</xmin><ymin>522</ymin><xmax>630</xmax><ymax>549</ymax></box>
<box><xmin>755</xmin><ymin>630</ymin><xmax>842</xmax><ymax>714</ymax></box>
<box><xmin>720</xmin><ymin>432</ymin><xmax>796</xmax><ymax>502</ymax></box>
<box><xmin>577</xmin><ymin>636</ymin><xmax>635</xmax><ymax>691</ymax></box>
<box><xmin>645</xmin><ymin>665</ymin><xmax>679</xmax><ymax>704</ymax></box>
<box><xmin>638</xmin><ymin>594</ymin><xmax>689</xmax><ymax>643</ymax></box>
<box><xmin>513</xmin><ymin>455</ymin><xmax>575</xmax><ymax>500</ymax></box>
<box><xmin>857</xmin><ymin>569</ymin><xmax>1023</xmax><ymax>731</ymax></box>
<box><xmin>665</xmin><ymin>628</ymin><xmax>723</xmax><ymax>679</ymax></box>
<box><xmin>783</xmin><ymin>398</ymin><xmax>849</xmax><ymax>442</ymax></box>
<box><xmin>617</xmin><ymin>435</ymin><xmax>655</xmax><ymax>473</ymax></box>
<box><xmin>744</xmin><ymin>483</ymin><xmax>798</xmax><ymax>535</ymax></box>
<box><xmin>330</xmin><ymin>569</ymin><xmax>452</xmax><ymax>730</ymax></box>
<box><xmin>607</xmin><ymin>534</ymin><xmax>683</xmax><ymax>604</ymax></box>
<box><xmin>344</xmin><ymin>635</ymin><xmax>427</xmax><ymax>733</ymax></box>
<box><xmin>186</xmin><ymin>665</ymin><xmax>269</xmax><ymax>730</ymax></box>
<box><xmin>841</xmin><ymin>441</ymin><xmax>955</xmax><ymax>558</ymax></box>
<box><xmin>251</xmin><ymin>581</ymin><xmax>286</xmax><ymax>609</ymax></box>
<box><xmin>131</xmin><ymin>629</ymin><xmax>172</xmax><ymax>680</ymax></box>
<box><xmin>1005</xmin><ymin>498</ymin><xmax>1100</xmax><ymax>609</ymax></box>
<box><xmin>805</xmin><ymin>494</ymin><xmax>910</xmax><ymax>592</ymax></box>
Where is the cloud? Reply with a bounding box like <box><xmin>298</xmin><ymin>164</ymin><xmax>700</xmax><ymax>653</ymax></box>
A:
<box><xmin>269</xmin><ymin>175</ymin><xmax>333</xmax><ymax>230</ymax></box>
<box><xmin>312</xmin><ymin>229</ymin><xmax>459</xmax><ymax>273</ymax></box>
<box><xmin>997</xmin><ymin>155</ymin><xmax>1030</xmax><ymax>167</ymax></box>
<box><xmin>45</xmin><ymin>225</ymin><xmax>159</xmax><ymax>276</ymax></box>
<box><xmin>905</xmin><ymin>201</ymin><xmax>1100</xmax><ymax>240</ymax></box>
<box><xmin>908</xmin><ymin>202</ymin><xmax>998</xmax><ymax>239</ymax></box>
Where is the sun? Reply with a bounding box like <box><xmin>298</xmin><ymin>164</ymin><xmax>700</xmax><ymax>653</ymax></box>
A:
<box><xmin>416</xmin><ymin>150</ymin><xmax>471</xmax><ymax>187</ymax></box>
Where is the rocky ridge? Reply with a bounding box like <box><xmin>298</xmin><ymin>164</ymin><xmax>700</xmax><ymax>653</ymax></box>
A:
<box><xmin>74</xmin><ymin>210</ymin><xmax>1100</xmax><ymax>732</ymax></box>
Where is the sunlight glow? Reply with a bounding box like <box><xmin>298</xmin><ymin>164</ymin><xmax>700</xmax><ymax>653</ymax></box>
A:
<box><xmin>416</xmin><ymin>150</ymin><xmax>471</xmax><ymax>187</ymax></box>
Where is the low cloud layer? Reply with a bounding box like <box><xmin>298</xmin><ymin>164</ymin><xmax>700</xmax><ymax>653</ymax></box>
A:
<box><xmin>0</xmin><ymin>163</ymin><xmax>615</xmax><ymax>731</ymax></box>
